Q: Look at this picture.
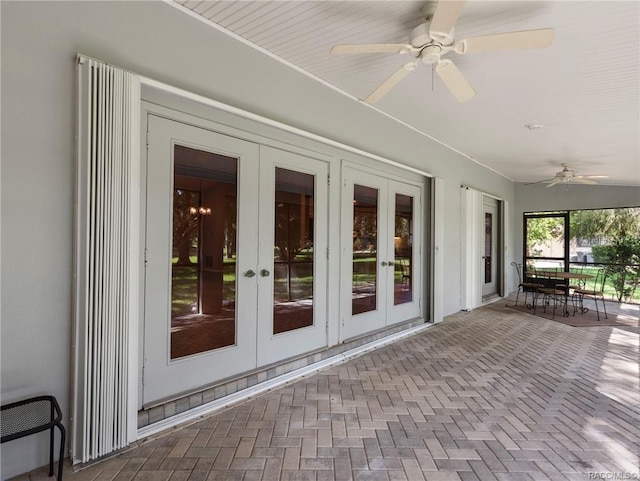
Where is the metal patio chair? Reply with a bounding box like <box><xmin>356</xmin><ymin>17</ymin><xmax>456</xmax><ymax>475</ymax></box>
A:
<box><xmin>574</xmin><ymin>267</ymin><xmax>608</xmax><ymax>321</ymax></box>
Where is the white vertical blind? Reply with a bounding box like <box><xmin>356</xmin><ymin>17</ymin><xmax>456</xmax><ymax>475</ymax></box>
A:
<box><xmin>432</xmin><ymin>177</ymin><xmax>444</xmax><ymax>322</ymax></box>
<box><xmin>73</xmin><ymin>56</ymin><xmax>140</xmax><ymax>463</ymax></box>
<box><xmin>501</xmin><ymin>200</ymin><xmax>510</xmax><ymax>298</ymax></box>
<box><xmin>460</xmin><ymin>186</ymin><xmax>482</xmax><ymax>311</ymax></box>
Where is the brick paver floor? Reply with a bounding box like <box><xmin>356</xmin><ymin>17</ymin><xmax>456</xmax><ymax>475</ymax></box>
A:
<box><xmin>16</xmin><ymin>300</ymin><xmax>640</xmax><ymax>481</ymax></box>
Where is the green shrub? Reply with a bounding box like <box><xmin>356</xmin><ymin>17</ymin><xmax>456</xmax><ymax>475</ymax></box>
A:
<box><xmin>592</xmin><ymin>238</ymin><xmax>640</xmax><ymax>301</ymax></box>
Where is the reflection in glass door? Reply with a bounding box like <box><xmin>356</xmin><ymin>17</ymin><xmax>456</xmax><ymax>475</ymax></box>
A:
<box><xmin>386</xmin><ymin>180</ymin><xmax>422</xmax><ymax>323</ymax></box>
<box><xmin>394</xmin><ymin>194</ymin><xmax>413</xmax><ymax>306</ymax></box>
<box><xmin>485</xmin><ymin>212</ymin><xmax>493</xmax><ymax>283</ymax></box>
<box><xmin>171</xmin><ymin>146</ymin><xmax>238</xmax><ymax>359</ymax></box>
<box><xmin>342</xmin><ymin>166</ymin><xmax>423</xmax><ymax>341</ymax></box>
<box><xmin>352</xmin><ymin>185</ymin><xmax>379</xmax><ymax>315</ymax></box>
<box><xmin>273</xmin><ymin>167</ymin><xmax>315</xmax><ymax>334</ymax></box>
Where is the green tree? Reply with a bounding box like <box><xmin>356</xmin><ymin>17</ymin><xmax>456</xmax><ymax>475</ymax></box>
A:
<box><xmin>173</xmin><ymin>189</ymin><xmax>200</xmax><ymax>265</ymax></box>
<box><xmin>525</xmin><ymin>217</ymin><xmax>564</xmax><ymax>256</ymax></box>
<box><xmin>572</xmin><ymin>208</ymin><xmax>640</xmax><ymax>301</ymax></box>
<box><xmin>570</xmin><ymin>208</ymin><xmax>640</xmax><ymax>240</ymax></box>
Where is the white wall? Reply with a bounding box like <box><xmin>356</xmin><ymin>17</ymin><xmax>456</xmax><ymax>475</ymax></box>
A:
<box><xmin>0</xmin><ymin>2</ymin><xmax>513</xmax><ymax>477</ymax></box>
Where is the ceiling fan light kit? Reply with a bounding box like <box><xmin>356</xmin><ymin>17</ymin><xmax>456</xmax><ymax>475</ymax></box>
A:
<box><xmin>330</xmin><ymin>0</ymin><xmax>555</xmax><ymax>104</ymax></box>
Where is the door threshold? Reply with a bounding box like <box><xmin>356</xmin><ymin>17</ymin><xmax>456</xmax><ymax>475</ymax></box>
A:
<box><xmin>482</xmin><ymin>294</ymin><xmax>502</xmax><ymax>305</ymax></box>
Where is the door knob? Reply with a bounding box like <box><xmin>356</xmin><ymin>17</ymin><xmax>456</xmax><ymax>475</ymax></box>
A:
<box><xmin>381</xmin><ymin>261</ymin><xmax>388</xmax><ymax>266</ymax></box>
<box><xmin>388</xmin><ymin>261</ymin><xmax>395</xmax><ymax>266</ymax></box>
<box><xmin>260</xmin><ymin>269</ymin><xmax>270</xmax><ymax>277</ymax></box>
<box><xmin>244</xmin><ymin>270</ymin><xmax>256</xmax><ymax>278</ymax></box>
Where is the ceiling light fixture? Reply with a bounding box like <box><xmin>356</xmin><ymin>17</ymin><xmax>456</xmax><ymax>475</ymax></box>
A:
<box><xmin>524</xmin><ymin>123</ymin><xmax>544</xmax><ymax>130</ymax></box>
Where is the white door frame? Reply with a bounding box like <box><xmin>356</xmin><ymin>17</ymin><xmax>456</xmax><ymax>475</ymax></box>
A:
<box><xmin>256</xmin><ymin>146</ymin><xmax>329</xmax><ymax>366</ymax></box>
<box><xmin>340</xmin><ymin>163</ymin><xmax>425</xmax><ymax>341</ymax></box>
<box><xmin>143</xmin><ymin>115</ymin><xmax>334</xmax><ymax>405</ymax></box>
<box><xmin>143</xmin><ymin>115</ymin><xmax>261</xmax><ymax>405</ymax></box>
<box><xmin>481</xmin><ymin>196</ymin><xmax>499</xmax><ymax>299</ymax></box>
<box><xmin>132</xmin><ymin>80</ymin><xmax>434</xmax><ymax>439</ymax></box>
<box><xmin>461</xmin><ymin>186</ymin><xmax>507</xmax><ymax>310</ymax></box>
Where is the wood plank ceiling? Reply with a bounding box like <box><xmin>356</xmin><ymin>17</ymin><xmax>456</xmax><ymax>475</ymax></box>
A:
<box><xmin>175</xmin><ymin>1</ymin><xmax>640</xmax><ymax>186</ymax></box>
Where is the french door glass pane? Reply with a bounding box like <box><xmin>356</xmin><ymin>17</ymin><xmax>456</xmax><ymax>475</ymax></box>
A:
<box><xmin>485</xmin><ymin>212</ymin><xmax>492</xmax><ymax>283</ymax></box>
<box><xmin>353</xmin><ymin>185</ymin><xmax>378</xmax><ymax>315</ymax></box>
<box><xmin>273</xmin><ymin>168</ymin><xmax>315</xmax><ymax>334</ymax></box>
<box><xmin>394</xmin><ymin>193</ymin><xmax>413</xmax><ymax>305</ymax></box>
<box><xmin>171</xmin><ymin>145</ymin><xmax>238</xmax><ymax>359</ymax></box>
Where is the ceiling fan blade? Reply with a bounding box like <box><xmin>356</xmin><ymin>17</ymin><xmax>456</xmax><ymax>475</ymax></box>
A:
<box><xmin>573</xmin><ymin>178</ymin><xmax>598</xmax><ymax>185</ymax></box>
<box><xmin>429</xmin><ymin>1</ymin><xmax>467</xmax><ymax>39</ymax></box>
<box><xmin>435</xmin><ymin>60</ymin><xmax>476</xmax><ymax>103</ymax></box>
<box><xmin>331</xmin><ymin>44</ymin><xmax>414</xmax><ymax>55</ymax></box>
<box><xmin>524</xmin><ymin>178</ymin><xmax>555</xmax><ymax>186</ymax></box>
<box><xmin>579</xmin><ymin>174</ymin><xmax>609</xmax><ymax>179</ymax></box>
<box><xmin>545</xmin><ymin>179</ymin><xmax>562</xmax><ymax>188</ymax></box>
<box><xmin>457</xmin><ymin>28</ymin><xmax>555</xmax><ymax>54</ymax></box>
<box><xmin>365</xmin><ymin>62</ymin><xmax>417</xmax><ymax>104</ymax></box>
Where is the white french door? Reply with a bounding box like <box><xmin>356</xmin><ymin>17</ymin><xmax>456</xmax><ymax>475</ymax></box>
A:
<box><xmin>143</xmin><ymin>116</ymin><xmax>328</xmax><ymax>405</ymax></box>
<box><xmin>482</xmin><ymin>196</ymin><xmax>499</xmax><ymax>298</ymax></box>
<box><xmin>143</xmin><ymin>115</ymin><xmax>259</xmax><ymax>404</ymax></box>
<box><xmin>256</xmin><ymin>146</ymin><xmax>328</xmax><ymax>366</ymax></box>
<box><xmin>341</xmin><ymin>165</ymin><xmax>422</xmax><ymax>341</ymax></box>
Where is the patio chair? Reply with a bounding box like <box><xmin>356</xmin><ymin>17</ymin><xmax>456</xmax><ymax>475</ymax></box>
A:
<box><xmin>574</xmin><ymin>267</ymin><xmax>608</xmax><ymax>321</ymax></box>
<box><xmin>511</xmin><ymin>262</ymin><xmax>543</xmax><ymax>307</ymax></box>
<box><xmin>535</xmin><ymin>267</ymin><xmax>570</xmax><ymax>318</ymax></box>
<box><xmin>399</xmin><ymin>257</ymin><xmax>410</xmax><ymax>289</ymax></box>
<box><xmin>568</xmin><ymin>264</ymin><xmax>586</xmax><ymax>290</ymax></box>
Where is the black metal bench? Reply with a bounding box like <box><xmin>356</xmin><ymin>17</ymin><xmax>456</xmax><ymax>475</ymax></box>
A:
<box><xmin>1</xmin><ymin>395</ymin><xmax>65</xmax><ymax>481</ymax></box>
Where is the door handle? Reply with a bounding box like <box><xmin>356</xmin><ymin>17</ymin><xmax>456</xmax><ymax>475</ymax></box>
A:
<box><xmin>388</xmin><ymin>261</ymin><xmax>395</xmax><ymax>266</ymax></box>
<box><xmin>381</xmin><ymin>261</ymin><xmax>387</xmax><ymax>266</ymax></box>
<box><xmin>260</xmin><ymin>269</ymin><xmax>270</xmax><ymax>277</ymax></box>
<box><xmin>244</xmin><ymin>270</ymin><xmax>256</xmax><ymax>278</ymax></box>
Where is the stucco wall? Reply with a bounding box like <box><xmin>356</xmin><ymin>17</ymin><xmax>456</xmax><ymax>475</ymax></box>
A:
<box><xmin>1</xmin><ymin>1</ymin><xmax>514</xmax><ymax>477</ymax></box>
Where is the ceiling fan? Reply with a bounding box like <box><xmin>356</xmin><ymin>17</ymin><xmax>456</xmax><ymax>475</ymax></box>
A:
<box><xmin>527</xmin><ymin>164</ymin><xmax>609</xmax><ymax>187</ymax></box>
<box><xmin>330</xmin><ymin>1</ymin><xmax>554</xmax><ymax>104</ymax></box>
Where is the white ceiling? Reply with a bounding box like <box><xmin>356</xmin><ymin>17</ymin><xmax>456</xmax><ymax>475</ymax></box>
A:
<box><xmin>174</xmin><ymin>0</ymin><xmax>640</xmax><ymax>186</ymax></box>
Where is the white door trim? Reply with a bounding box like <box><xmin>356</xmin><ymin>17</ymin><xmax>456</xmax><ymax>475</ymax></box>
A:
<box><xmin>256</xmin><ymin>146</ymin><xmax>329</xmax><ymax>366</ymax></box>
<box><xmin>460</xmin><ymin>186</ymin><xmax>506</xmax><ymax>310</ymax></box>
<box><xmin>340</xmin><ymin>164</ymin><xmax>426</xmax><ymax>341</ymax></box>
<box><xmin>143</xmin><ymin>115</ymin><xmax>261</xmax><ymax>405</ymax></box>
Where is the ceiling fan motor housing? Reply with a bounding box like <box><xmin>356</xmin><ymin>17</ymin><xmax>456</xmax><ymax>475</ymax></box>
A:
<box><xmin>558</xmin><ymin>165</ymin><xmax>578</xmax><ymax>180</ymax></box>
<box><xmin>421</xmin><ymin>45</ymin><xmax>443</xmax><ymax>64</ymax></box>
<box><xmin>410</xmin><ymin>22</ymin><xmax>454</xmax><ymax>49</ymax></box>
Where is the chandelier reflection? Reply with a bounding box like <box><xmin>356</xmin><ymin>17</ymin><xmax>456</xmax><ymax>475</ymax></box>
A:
<box><xmin>189</xmin><ymin>206</ymin><xmax>212</xmax><ymax>216</ymax></box>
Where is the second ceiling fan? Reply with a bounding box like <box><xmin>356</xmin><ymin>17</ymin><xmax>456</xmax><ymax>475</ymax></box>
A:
<box><xmin>527</xmin><ymin>164</ymin><xmax>609</xmax><ymax>187</ymax></box>
<box><xmin>331</xmin><ymin>1</ymin><xmax>554</xmax><ymax>104</ymax></box>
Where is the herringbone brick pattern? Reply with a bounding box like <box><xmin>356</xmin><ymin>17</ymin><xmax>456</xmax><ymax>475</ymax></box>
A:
<box><xmin>18</xmin><ymin>301</ymin><xmax>640</xmax><ymax>481</ymax></box>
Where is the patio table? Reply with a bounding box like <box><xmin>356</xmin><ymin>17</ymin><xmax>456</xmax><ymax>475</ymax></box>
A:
<box><xmin>526</xmin><ymin>270</ymin><xmax>594</xmax><ymax>316</ymax></box>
